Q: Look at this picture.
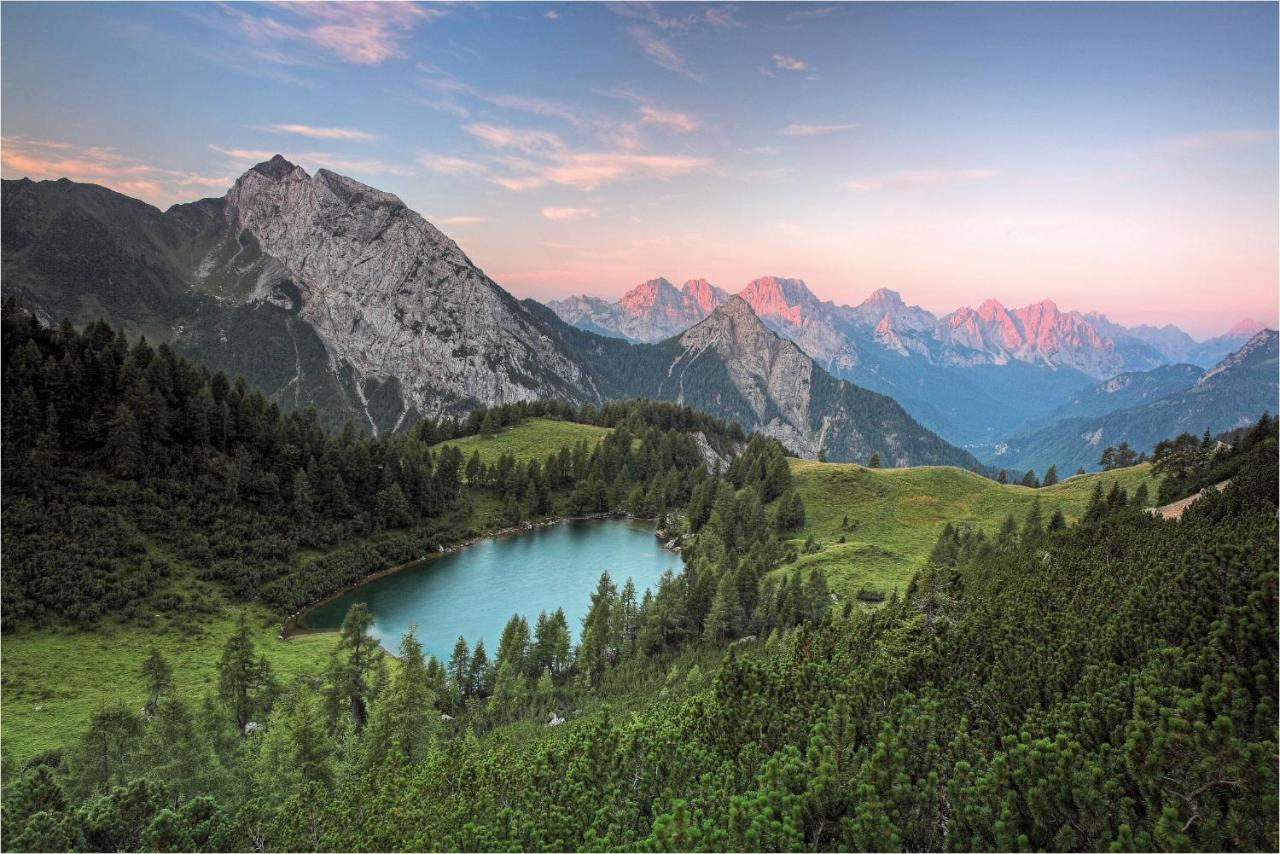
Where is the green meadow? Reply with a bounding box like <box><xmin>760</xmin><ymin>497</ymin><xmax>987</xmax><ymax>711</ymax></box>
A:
<box><xmin>781</xmin><ymin>461</ymin><xmax>1157</xmax><ymax>598</ymax></box>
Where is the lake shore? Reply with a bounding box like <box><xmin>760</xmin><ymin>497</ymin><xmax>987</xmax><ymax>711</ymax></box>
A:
<box><xmin>280</xmin><ymin>511</ymin><xmax>681</xmax><ymax>643</ymax></box>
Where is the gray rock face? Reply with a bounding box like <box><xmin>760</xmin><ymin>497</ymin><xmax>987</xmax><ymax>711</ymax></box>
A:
<box><xmin>678</xmin><ymin>296</ymin><xmax>823</xmax><ymax>455</ymax></box>
<box><xmin>207</xmin><ymin>157</ymin><xmax>595</xmax><ymax>430</ymax></box>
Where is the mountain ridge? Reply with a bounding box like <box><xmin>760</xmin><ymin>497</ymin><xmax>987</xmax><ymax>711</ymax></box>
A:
<box><xmin>991</xmin><ymin>329</ymin><xmax>1279</xmax><ymax>473</ymax></box>
<box><xmin>1</xmin><ymin>162</ymin><xmax>979</xmax><ymax>469</ymax></box>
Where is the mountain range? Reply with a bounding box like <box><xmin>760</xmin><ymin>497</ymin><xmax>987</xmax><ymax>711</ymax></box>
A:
<box><xmin>4</xmin><ymin>157</ymin><xmax>1271</xmax><ymax>474</ymax></box>
<box><xmin>992</xmin><ymin>329</ymin><xmax>1278</xmax><ymax>474</ymax></box>
<box><xmin>548</xmin><ymin>275</ymin><xmax>1269</xmax><ymax>450</ymax></box>
<box><xmin>1</xmin><ymin>159</ymin><xmax>981</xmax><ymax>469</ymax></box>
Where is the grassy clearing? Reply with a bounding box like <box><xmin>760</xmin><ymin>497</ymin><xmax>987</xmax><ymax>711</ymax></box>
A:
<box><xmin>432</xmin><ymin>418</ymin><xmax>610</xmax><ymax>466</ymax></box>
<box><xmin>781</xmin><ymin>461</ymin><xmax>1157</xmax><ymax>599</ymax></box>
<box><xmin>2</xmin><ymin>607</ymin><xmax>336</xmax><ymax>765</ymax></box>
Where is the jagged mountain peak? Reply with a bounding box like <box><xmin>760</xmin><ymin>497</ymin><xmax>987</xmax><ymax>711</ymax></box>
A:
<box><xmin>619</xmin><ymin>278</ymin><xmax>680</xmax><ymax>309</ymax></box>
<box><xmin>740</xmin><ymin>275</ymin><xmax>820</xmax><ymax>306</ymax></box>
<box><xmin>680</xmin><ymin>278</ymin><xmax>728</xmax><ymax>312</ymax></box>
<box><xmin>250</xmin><ymin>154</ymin><xmax>303</xmax><ymax>180</ymax></box>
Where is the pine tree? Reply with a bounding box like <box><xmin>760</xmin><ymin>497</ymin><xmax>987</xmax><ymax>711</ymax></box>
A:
<box><xmin>448</xmin><ymin>636</ymin><xmax>471</xmax><ymax>700</ymax></box>
<box><xmin>140</xmin><ymin>649</ymin><xmax>173</xmax><ymax>716</ymax></box>
<box><xmin>1042</xmin><ymin>464</ymin><xmax>1059</xmax><ymax>487</ymax></box>
<box><xmin>331</xmin><ymin>604</ymin><xmax>379</xmax><ymax>731</ymax></box>
<box><xmin>218</xmin><ymin>612</ymin><xmax>274</xmax><ymax>735</ymax></box>
<box><xmin>365</xmin><ymin>629</ymin><xmax>437</xmax><ymax>766</ymax></box>
<box><xmin>702</xmin><ymin>571</ymin><xmax>745</xmax><ymax>643</ymax></box>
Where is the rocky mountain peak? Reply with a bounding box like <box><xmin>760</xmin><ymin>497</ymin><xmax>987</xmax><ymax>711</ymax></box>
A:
<box><xmin>620</xmin><ymin>278</ymin><xmax>680</xmax><ymax>311</ymax></box>
<box><xmin>738</xmin><ymin>276</ymin><xmax>822</xmax><ymax>325</ymax></box>
<box><xmin>863</xmin><ymin>287</ymin><xmax>905</xmax><ymax>308</ymax></box>
<box><xmin>681</xmin><ymin>278</ymin><xmax>728</xmax><ymax>313</ymax></box>
<box><xmin>250</xmin><ymin>154</ymin><xmax>304</xmax><ymax>180</ymax></box>
<box><xmin>976</xmin><ymin>298</ymin><xmax>1009</xmax><ymax>322</ymax></box>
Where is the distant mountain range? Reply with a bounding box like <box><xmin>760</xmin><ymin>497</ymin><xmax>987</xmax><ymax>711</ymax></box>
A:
<box><xmin>991</xmin><ymin>330</ymin><xmax>1278</xmax><ymax>474</ymax></box>
<box><xmin>548</xmin><ymin>276</ymin><xmax>1270</xmax><ymax>449</ymax></box>
<box><xmin>1</xmin><ymin>160</ymin><xmax>980</xmax><ymax>469</ymax></box>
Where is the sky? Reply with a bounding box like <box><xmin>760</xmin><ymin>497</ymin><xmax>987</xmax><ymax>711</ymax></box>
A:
<box><xmin>2</xmin><ymin>2</ymin><xmax>1276</xmax><ymax>337</ymax></box>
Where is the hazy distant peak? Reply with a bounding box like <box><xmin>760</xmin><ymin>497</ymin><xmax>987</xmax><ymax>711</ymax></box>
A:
<box><xmin>1226</xmin><ymin>318</ymin><xmax>1266</xmax><ymax>337</ymax></box>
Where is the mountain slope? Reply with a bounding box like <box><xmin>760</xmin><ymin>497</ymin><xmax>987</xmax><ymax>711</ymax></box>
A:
<box><xmin>566</xmin><ymin>297</ymin><xmax>984</xmax><ymax>467</ymax></box>
<box><xmin>4</xmin><ymin>162</ymin><xmax>608</xmax><ymax>433</ymax></box>
<box><xmin>1028</xmin><ymin>362</ymin><xmax>1203</xmax><ymax>428</ymax></box>
<box><xmin>1</xmin><ymin>162</ymin><xmax>981</xmax><ymax>468</ymax></box>
<box><xmin>1188</xmin><ymin>318</ymin><xmax>1268</xmax><ymax>367</ymax></box>
<box><xmin>992</xmin><ymin>330</ymin><xmax>1279</xmax><ymax>472</ymax></box>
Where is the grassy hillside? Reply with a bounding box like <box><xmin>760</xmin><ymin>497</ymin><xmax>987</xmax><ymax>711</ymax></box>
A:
<box><xmin>782</xmin><ymin>461</ymin><xmax>1157</xmax><ymax>598</ymax></box>
<box><xmin>2</xmin><ymin>606</ymin><xmax>335</xmax><ymax>765</ymax></box>
<box><xmin>432</xmin><ymin>418</ymin><xmax>610</xmax><ymax>466</ymax></box>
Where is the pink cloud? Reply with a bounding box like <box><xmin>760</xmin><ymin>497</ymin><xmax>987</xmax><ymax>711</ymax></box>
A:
<box><xmin>494</xmin><ymin>151</ymin><xmax>713</xmax><ymax>191</ymax></box>
<box><xmin>639</xmin><ymin>105</ymin><xmax>699</xmax><ymax>133</ymax></box>
<box><xmin>435</xmin><ymin>215</ymin><xmax>491</xmax><ymax>225</ymax></box>
<box><xmin>464</xmin><ymin>123</ymin><xmax>564</xmax><ymax>153</ymax></box>
<box><xmin>260</xmin><ymin>123</ymin><xmax>376</xmax><ymax>141</ymax></box>
<box><xmin>541</xmin><ymin>206</ymin><xmax>598</xmax><ymax>221</ymax></box>
<box><xmin>418</xmin><ymin>153</ymin><xmax>486</xmax><ymax>175</ymax></box>
<box><xmin>773</xmin><ymin>54</ymin><xmax>810</xmax><ymax>72</ymax></box>
<box><xmin>2</xmin><ymin>137</ymin><xmax>230</xmax><ymax>207</ymax></box>
<box><xmin>225</xmin><ymin>2</ymin><xmax>441</xmax><ymax>65</ymax></box>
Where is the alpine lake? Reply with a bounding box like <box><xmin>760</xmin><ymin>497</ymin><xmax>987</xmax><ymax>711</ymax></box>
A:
<box><xmin>298</xmin><ymin>519</ymin><xmax>682</xmax><ymax>661</ymax></box>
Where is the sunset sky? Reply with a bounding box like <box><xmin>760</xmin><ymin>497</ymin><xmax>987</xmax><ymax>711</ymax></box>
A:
<box><xmin>2</xmin><ymin>1</ymin><xmax>1276</xmax><ymax>336</ymax></box>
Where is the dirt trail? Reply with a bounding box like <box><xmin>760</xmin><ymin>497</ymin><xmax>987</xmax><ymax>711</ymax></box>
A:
<box><xmin>1149</xmin><ymin>480</ymin><xmax>1231</xmax><ymax>520</ymax></box>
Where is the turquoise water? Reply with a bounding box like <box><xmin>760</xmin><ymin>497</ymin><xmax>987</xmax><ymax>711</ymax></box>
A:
<box><xmin>300</xmin><ymin>519</ymin><xmax>682</xmax><ymax>662</ymax></box>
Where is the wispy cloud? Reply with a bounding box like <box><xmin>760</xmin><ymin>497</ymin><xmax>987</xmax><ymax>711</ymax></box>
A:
<box><xmin>259</xmin><ymin>123</ymin><xmax>376</xmax><ymax>141</ymax></box>
<box><xmin>846</xmin><ymin>168</ymin><xmax>1001</xmax><ymax>192</ymax></box>
<box><xmin>418</xmin><ymin>152</ymin><xmax>486</xmax><ymax>175</ymax></box>
<box><xmin>773</xmin><ymin>54</ymin><xmax>810</xmax><ymax>72</ymax></box>
<box><xmin>639</xmin><ymin>105</ymin><xmax>699</xmax><ymax>133</ymax></box>
<box><xmin>464</xmin><ymin>123</ymin><xmax>564</xmax><ymax>153</ymax></box>
<box><xmin>780</xmin><ymin>122</ymin><xmax>857</xmax><ymax>136</ymax></box>
<box><xmin>544</xmin><ymin>9</ymin><xmax>560</xmax><ymax>20</ymax></box>
<box><xmin>2</xmin><ymin>136</ymin><xmax>230</xmax><ymax>207</ymax></box>
<box><xmin>209</xmin><ymin>144</ymin><xmax>277</xmax><ymax>162</ymax></box>
<box><xmin>493</xmin><ymin>151</ymin><xmax>713</xmax><ymax>191</ymax></box>
<box><xmin>435</xmin><ymin>215</ymin><xmax>491</xmax><ymax>225</ymax></box>
<box><xmin>629</xmin><ymin>27</ymin><xmax>702</xmax><ymax>80</ymax></box>
<box><xmin>704</xmin><ymin>6</ymin><xmax>744</xmax><ymax>28</ymax></box>
<box><xmin>607</xmin><ymin>2</ymin><xmax>695</xmax><ymax>32</ymax></box>
<box><xmin>542</xmin><ymin>206</ymin><xmax>598</xmax><ymax>221</ymax></box>
<box><xmin>223</xmin><ymin>2</ymin><xmax>443</xmax><ymax>65</ymax></box>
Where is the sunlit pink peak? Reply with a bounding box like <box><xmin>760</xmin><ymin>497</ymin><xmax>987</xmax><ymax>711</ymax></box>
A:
<box><xmin>680</xmin><ymin>278</ymin><xmax>729</xmax><ymax>313</ymax></box>
<box><xmin>975</xmin><ymin>297</ymin><xmax>1010</xmax><ymax>322</ymax></box>
<box><xmin>737</xmin><ymin>276</ymin><xmax>822</xmax><ymax>325</ymax></box>
<box><xmin>1226</xmin><ymin>318</ymin><xmax>1266</xmax><ymax>337</ymax></box>
<box><xmin>619</xmin><ymin>278</ymin><xmax>680</xmax><ymax>311</ymax></box>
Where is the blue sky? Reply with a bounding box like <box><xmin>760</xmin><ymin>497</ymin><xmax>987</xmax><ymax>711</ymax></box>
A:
<box><xmin>2</xmin><ymin>2</ymin><xmax>1276</xmax><ymax>335</ymax></box>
